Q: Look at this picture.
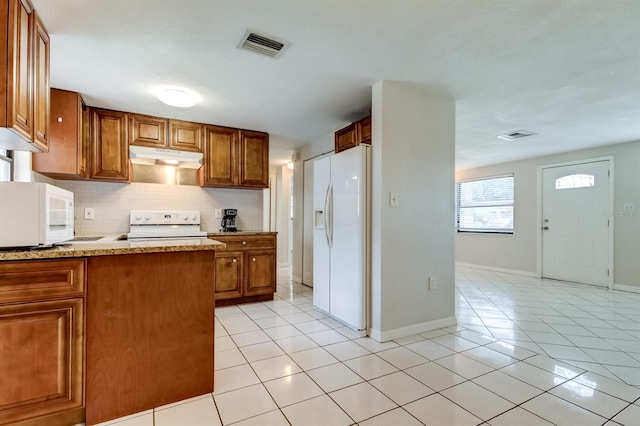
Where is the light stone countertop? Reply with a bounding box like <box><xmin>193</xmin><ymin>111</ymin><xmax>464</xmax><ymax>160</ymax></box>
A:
<box><xmin>0</xmin><ymin>238</ymin><xmax>225</xmax><ymax>261</ymax></box>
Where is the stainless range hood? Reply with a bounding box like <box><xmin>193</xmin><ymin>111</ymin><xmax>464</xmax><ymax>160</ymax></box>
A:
<box><xmin>129</xmin><ymin>146</ymin><xmax>203</xmax><ymax>185</ymax></box>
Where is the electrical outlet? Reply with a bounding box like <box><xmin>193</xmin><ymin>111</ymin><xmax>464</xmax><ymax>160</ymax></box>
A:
<box><xmin>214</xmin><ymin>209</ymin><xmax>222</xmax><ymax>219</ymax></box>
<box><xmin>428</xmin><ymin>276</ymin><xmax>437</xmax><ymax>290</ymax></box>
<box><xmin>84</xmin><ymin>207</ymin><xmax>95</xmax><ymax>220</ymax></box>
<box><xmin>624</xmin><ymin>203</ymin><xmax>635</xmax><ymax>213</ymax></box>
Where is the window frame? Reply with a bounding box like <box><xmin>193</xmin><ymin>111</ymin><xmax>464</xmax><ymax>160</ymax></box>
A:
<box><xmin>0</xmin><ymin>149</ymin><xmax>13</xmax><ymax>182</ymax></box>
<box><xmin>455</xmin><ymin>174</ymin><xmax>514</xmax><ymax>234</ymax></box>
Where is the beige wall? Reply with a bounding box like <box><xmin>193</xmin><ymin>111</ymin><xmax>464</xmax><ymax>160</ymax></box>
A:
<box><xmin>456</xmin><ymin>139</ymin><xmax>640</xmax><ymax>289</ymax></box>
<box><xmin>371</xmin><ymin>81</ymin><xmax>456</xmax><ymax>340</ymax></box>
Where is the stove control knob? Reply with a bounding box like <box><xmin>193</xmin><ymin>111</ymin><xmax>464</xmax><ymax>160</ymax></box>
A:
<box><xmin>190</xmin><ymin>214</ymin><xmax>197</xmax><ymax>221</ymax></box>
<box><xmin>135</xmin><ymin>213</ymin><xmax>142</xmax><ymax>221</ymax></box>
<box><xmin>182</xmin><ymin>214</ymin><xmax>189</xmax><ymax>221</ymax></box>
<box><xmin>144</xmin><ymin>214</ymin><xmax>152</xmax><ymax>221</ymax></box>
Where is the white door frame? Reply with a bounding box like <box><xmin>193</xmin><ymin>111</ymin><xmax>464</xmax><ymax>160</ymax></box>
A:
<box><xmin>536</xmin><ymin>156</ymin><xmax>614</xmax><ymax>289</ymax></box>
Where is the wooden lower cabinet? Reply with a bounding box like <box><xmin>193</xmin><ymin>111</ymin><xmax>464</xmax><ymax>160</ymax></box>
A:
<box><xmin>0</xmin><ymin>259</ymin><xmax>85</xmax><ymax>426</ymax></box>
<box><xmin>86</xmin><ymin>251</ymin><xmax>215</xmax><ymax>426</ymax></box>
<box><xmin>213</xmin><ymin>234</ymin><xmax>276</xmax><ymax>305</ymax></box>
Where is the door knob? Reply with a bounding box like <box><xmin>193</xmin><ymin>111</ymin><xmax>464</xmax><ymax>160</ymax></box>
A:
<box><xmin>543</xmin><ymin>226</ymin><xmax>549</xmax><ymax>230</ymax></box>
<box><xmin>252</xmin><ymin>258</ymin><xmax>256</xmax><ymax>262</ymax></box>
<box><xmin>232</xmin><ymin>258</ymin><xmax>237</xmax><ymax>263</ymax></box>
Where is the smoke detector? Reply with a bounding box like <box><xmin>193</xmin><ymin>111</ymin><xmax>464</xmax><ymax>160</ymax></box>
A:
<box><xmin>497</xmin><ymin>130</ymin><xmax>537</xmax><ymax>141</ymax></box>
<box><xmin>238</xmin><ymin>29</ymin><xmax>290</xmax><ymax>59</ymax></box>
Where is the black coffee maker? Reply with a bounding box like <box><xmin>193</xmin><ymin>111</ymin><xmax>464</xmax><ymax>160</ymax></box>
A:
<box><xmin>221</xmin><ymin>209</ymin><xmax>238</xmax><ymax>232</ymax></box>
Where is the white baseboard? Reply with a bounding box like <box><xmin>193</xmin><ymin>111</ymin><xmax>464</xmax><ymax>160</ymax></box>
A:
<box><xmin>613</xmin><ymin>283</ymin><xmax>640</xmax><ymax>294</ymax></box>
<box><xmin>291</xmin><ymin>275</ymin><xmax>302</xmax><ymax>284</ymax></box>
<box><xmin>368</xmin><ymin>316</ymin><xmax>457</xmax><ymax>343</ymax></box>
<box><xmin>456</xmin><ymin>262</ymin><xmax>538</xmax><ymax>278</ymax></box>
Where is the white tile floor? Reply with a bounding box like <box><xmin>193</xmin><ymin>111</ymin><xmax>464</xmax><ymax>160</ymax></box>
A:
<box><xmin>96</xmin><ymin>266</ymin><xmax>640</xmax><ymax>426</ymax></box>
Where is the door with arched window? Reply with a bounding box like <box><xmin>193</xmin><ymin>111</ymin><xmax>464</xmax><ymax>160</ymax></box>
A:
<box><xmin>541</xmin><ymin>159</ymin><xmax>611</xmax><ymax>286</ymax></box>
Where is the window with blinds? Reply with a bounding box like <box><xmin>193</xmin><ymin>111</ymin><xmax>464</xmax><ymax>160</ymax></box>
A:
<box><xmin>456</xmin><ymin>175</ymin><xmax>514</xmax><ymax>233</ymax></box>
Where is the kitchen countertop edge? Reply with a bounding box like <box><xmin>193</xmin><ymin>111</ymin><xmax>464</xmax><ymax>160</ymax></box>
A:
<box><xmin>0</xmin><ymin>238</ymin><xmax>226</xmax><ymax>261</ymax></box>
<box><xmin>207</xmin><ymin>231</ymin><xmax>277</xmax><ymax>236</ymax></box>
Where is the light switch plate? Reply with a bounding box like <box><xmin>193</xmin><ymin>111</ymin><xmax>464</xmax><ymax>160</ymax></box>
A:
<box><xmin>84</xmin><ymin>207</ymin><xmax>94</xmax><ymax>220</ymax></box>
<box><xmin>215</xmin><ymin>209</ymin><xmax>222</xmax><ymax>219</ymax></box>
<box><xmin>389</xmin><ymin>192</ymin><xmax>399</xmax><ymax>207</ymax></box>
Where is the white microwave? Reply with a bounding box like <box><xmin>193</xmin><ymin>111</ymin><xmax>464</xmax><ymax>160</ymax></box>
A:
<box><xmin>0</xmin><ymin>182</ymin><xmax>74</xmax><ymax>248</ymax></box>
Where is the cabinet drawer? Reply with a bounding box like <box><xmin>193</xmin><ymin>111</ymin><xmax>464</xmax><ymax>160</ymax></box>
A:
<box><xmin>213</xmin><ymin>235</ymin><xmax>276</xmax><ymax>250</ymax></box>
<box><xmin>0</xmin><ymin>259</ymin><xmax>85</xmax><ymax>304</ymax></box>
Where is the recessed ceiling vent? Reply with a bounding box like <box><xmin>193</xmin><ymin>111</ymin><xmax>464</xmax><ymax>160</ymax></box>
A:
<box><xmin>497</xmin><ymin>130</ymin><xmax>537</xmax><ymax>141</ymax></box>
<box><xmin>238</xmin><ymin>29</ymin><xmax>290</xmax><ymax>59</ymax></box>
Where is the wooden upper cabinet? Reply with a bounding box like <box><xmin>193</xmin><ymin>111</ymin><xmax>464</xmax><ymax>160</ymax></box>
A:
<box><xmin>32</xmin><ymin>11</ymin><xmax>49</xmax><ymax>152</ymax></box>
<box><xmin>335</xmin><ymin>116</ymin><xmax>371</xmax><ymax>153</ymax></box>
<box><xmin>90</xmin><ymin>108</ymin><xmax>129</xmax><ymax>182</ymax></box>
<box><xmin>202</xmin><ymin>125</ymin><xmax>238</xmax><ymax>187</ymax></box>
<box><xmin>129</xmin><ymin>113</ymin><xmax>167</xmax><ymax>148</ymax></box>
<box><xmin>32</xmin><ymin>88</ymin><xmax>88</xmax><ymax>179</ymax></box>
<box><xmin>0</xmin><ymin>0</ymin><xmax>51</xmax><ymax>152</ymax></box>
<box><xmin>239</xmin><ymin>130</ymin><xmax>269</xmax><ymax>188</ymax></box>
<box><xmin>356</xmin><ymin>116</ymin><xmax>371</xmax><ymax>145</ymax></box>
<box><xmin>335</xmin><ymin>123</ymin><xmax>356</xmax><ymax>153</ymax></box>
<box><xmin>169</xmin><ymin>119</ymin><xmax>203</xmax><ymax>152</ymax></box>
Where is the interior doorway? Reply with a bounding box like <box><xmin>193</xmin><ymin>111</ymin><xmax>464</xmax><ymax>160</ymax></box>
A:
<box><xmin>540</xmin><ymin>158</ymin><xmax>612</xmax><ymax>287</ymax></box>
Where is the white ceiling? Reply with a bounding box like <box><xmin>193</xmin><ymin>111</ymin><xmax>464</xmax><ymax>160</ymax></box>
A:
<box><xmin>32</xmin><ymin>0</ymin><xmax>640</xmax><ymax>170</ymax></box>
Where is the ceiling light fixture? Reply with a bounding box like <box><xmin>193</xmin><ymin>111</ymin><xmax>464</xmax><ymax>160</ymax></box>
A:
<box><xmin>158</xmin><ymin>88</ymin><xmax>198</xmax><ymax>108</ymax></box>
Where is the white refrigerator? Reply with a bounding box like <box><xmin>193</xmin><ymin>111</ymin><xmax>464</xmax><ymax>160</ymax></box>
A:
<box><xmin>313</xmin><ymin>145</ymin><xmax>370</xmax><ymax>333</ymax></box>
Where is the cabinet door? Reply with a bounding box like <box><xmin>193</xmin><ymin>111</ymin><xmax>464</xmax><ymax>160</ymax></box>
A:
<box><xmin>239</xmin><ymin>130</ymin><xmax>268</xmax><ymax>188</ymax></box>
<box><xmin>5</xmin><ymin>0</ymin><xmax>35</xmax><ymax>142</ymax></box>
<box><xmin>32</xmin><ymin>11</ymin><xmax>49</xmax><ymax>152</ymax></box>
<box><xmin>90</xmin><ymin>108</ymin><xmax>129</xmax><ymax>181</ymax></box>
<box><xmin>244</xmin><ymin>250</ymin><xmax>275</xmax><ymax>297</ymax></box>
<box><xmin>0</xmin><ymin>298</ymin><xmax>84</xmax><ymax>426</ymax></box>
<box><xmin>356</xmin><ymin>116</ymin><xmax>371</xmax><ymax>145</ymax></box>
<box><xmin>130</xmin><ymin>114</ymin><xmax>167</xmax><ymax>148</ymax></box>
<box><xmin>169</xmin><ymin>119</ymin><xmax>203</xmax><ymax>152</ymax></box>
<box><xmin>335</xmin><ymin>123</ymin><xmax>356</xmax><ymax>153</ymax></box>
<box><xmin>32</xmin><ymin>89</ymin><xmax>87</xmax><ymax>178</ymax></box>
<box><xmin>202</xmin><ymin>125</ymin><xmax>238</xmax><ymax>187</ymax></box>
<box><xmin>214</xmin><ymin>251</ymin><xmax>243</xmax><ymax>300</ymax></box>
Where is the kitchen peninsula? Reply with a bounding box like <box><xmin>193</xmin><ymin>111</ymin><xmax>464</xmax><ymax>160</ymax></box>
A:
<box><xmin>0</xmin><ymin>238</ymin><xmax>224</xmax><ymax>426</ymax></box>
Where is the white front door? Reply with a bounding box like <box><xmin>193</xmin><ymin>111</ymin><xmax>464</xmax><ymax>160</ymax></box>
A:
<box><xmin>542</xmin><ymin>160</ymin><xmax>610</xmax><ymax>286</ymax></box>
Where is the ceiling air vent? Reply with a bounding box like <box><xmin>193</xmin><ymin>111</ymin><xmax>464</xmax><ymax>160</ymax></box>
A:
<box><xmin>497</xmin><ymin>130</ymin><xmax>537</xmax><ymax>141</ymax></box>
<box><xmin>238</xmin><ymin>30</ymin><xmax>290</xmax><ymax>59</ymax></box>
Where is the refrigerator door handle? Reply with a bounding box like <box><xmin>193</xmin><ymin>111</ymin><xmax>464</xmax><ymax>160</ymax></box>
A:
<box><xmin>327</xmin><ymin>182</ymin><xmax>334</xmax><ymax>248</ymax></box>
<box><xmin>323</xmin><ymin>183</ymin><xmax>331</xmax><ymax>247</ymax></box>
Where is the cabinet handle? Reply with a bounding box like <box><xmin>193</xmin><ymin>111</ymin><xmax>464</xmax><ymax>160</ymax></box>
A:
<box><xmin>252</xmin><ymin>257</ymin><xmax>256</xmax><ymax>262</ymax></box>
<box><xmin>232</xmin><ymin>258</ymin><xmax>237</xmax><ymax>263</ymax></box>
<box><xmin>242</xmin><ymin>241</ymin><xmax>247</xmax><ymax>245</ymax></box>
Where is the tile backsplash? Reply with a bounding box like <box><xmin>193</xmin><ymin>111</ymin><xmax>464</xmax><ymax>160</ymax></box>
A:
<box><xmin>56</xmin><ymin>180</ymin><xmax>264</xmax><ymax>236</ymax></box>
